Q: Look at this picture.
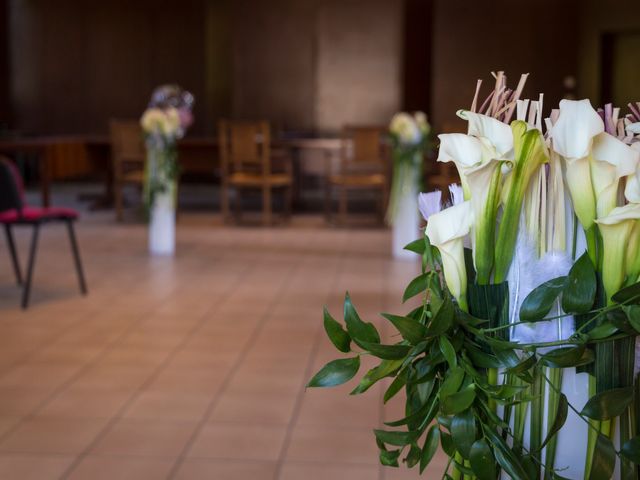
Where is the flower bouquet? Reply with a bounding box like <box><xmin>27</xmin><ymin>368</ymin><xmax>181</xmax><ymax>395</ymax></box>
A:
<box><xmin>140</xmin><ymin>85</ymin><xmax>194</xmax><ymax>256</ymax></box>
<box><xmin>387</xmin><ymin>112</ymin><xmax>431</xmax><ymax>260</ymax></box>
<box><xmin>309</xmin><ymin>72</ymin><xmax>640</xmax><ymax>479</ymax></box>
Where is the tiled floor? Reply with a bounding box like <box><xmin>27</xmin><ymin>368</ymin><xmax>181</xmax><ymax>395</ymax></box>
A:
<box><xmin>0</xmin><ymin>202</ymin><xmax>448</xmax><ymax>479</ymax></box>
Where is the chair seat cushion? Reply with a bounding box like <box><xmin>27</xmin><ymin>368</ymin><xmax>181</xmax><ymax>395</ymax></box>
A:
<box><xmin>329</xmin><ymin>173</ymin><xmax>385</xmax><ymax>187</ymax></box>
<box><xmin>0</xmin><ymin>206</ymin><xmax>79</xmax><ymax>223</ymax></box>
<box><xmin>229</xmin><ymin>172</ymin><xmax>292</xmax><ymax>186</ymax></box>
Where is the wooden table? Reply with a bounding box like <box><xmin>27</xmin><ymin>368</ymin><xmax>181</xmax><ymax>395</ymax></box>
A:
<box><xmin>0</xmin><ymin>135</ymin><xmax>342</xmax><ymax>208</ymax></box>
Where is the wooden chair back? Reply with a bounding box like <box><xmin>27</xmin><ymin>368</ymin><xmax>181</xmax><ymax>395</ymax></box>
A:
<box><xmin>218</xmin><ymin>120</ymin><xmax>271</xmax><ymax>176</ymax></box>
<box><xmin>340</xmin><ymin>126</ymin><xmax>386</xmax><ymax>172</ymax></box>
<box><xmin>109</xmin><ymin>120</ymin><xmax>145</xmax><ymax>177</ymax></box>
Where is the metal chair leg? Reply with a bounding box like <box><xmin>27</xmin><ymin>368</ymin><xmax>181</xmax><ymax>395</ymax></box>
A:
<box><xmin>4</xmin><ymin>224</ymin><xmax>22</xmax><ymax>285</ymax></box>
<box><xmin>66</xmin><ymin>220</ymin><xmax>87</xmax><ymax>295</ymax></box>
<box><xmin>21</xmin><ymin>223</ymin><xmax>40</xmax><ymax>309</ymax></box>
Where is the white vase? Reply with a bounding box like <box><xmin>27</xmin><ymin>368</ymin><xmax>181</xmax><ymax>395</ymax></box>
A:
<box><xmin>149</xmin><ymin>190</ymin><xmax>176</xmax><ymax>256</ymax></box>
<box><xmin>392</xmin><ymin>187</ymin><xmax>420</xmax><ymax>260</ymax></box>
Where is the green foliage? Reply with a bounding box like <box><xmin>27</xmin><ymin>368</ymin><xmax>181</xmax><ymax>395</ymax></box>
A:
<box><xmin>308</xmin><ymin>242</ymin><xmax>640</xmax><ymax>478</ymax></box>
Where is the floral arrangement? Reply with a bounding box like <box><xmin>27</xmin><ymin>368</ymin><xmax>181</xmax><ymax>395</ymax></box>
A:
<box><xmin>309</xmin><ymin>73</ymin><xmax>640</xmax><ymax>479</ymax></box>
<box><xmin>386</xmin><ymin>111</ymin><xmax>431</xmax><ymax>224</ymax></box>
<box><xmin>140</xmin><ymin>84</ymin><xmax>194</xmax><ymax>212</ymax></box>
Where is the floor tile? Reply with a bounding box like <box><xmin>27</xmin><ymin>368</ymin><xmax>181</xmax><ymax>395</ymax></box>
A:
<box><xmin>173</xmin><ymin>458</ymin><xmax>277</xmax><ymax>480</ymax></box>
<box><xmin>0</xmin><ymin>453</ymin><xmax>75</xmax><ymax>480</ymax></box>
<box><xmin>90</xmin><ymin>419</ymin><xmax>196</xmax><ymax>457</ymax></box>
<box><xmin>187</xmin><ymin>422</ymin><xmax>287</xmax><ymax>461</ymax></box>
<box><xmin>66</xmin><ymin>455</ymin><xmax>175</xmax><ymax>480</ymax></box>
<box><xmin>0</xmin><ymin>418</ymin><xmax>106</xmax><ymax>454</ymax></box>
<box><xmin>279</xmin><ymin>462</ymin><xmax>380</xmax><ymax>480</ymax></box>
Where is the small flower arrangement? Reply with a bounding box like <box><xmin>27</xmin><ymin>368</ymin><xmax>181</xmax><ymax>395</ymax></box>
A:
<box><xmin>309</xmin><ymin>73</ymin><xmax>640</xmax><ymax>479</ymax></box>
<box><xmin>140</xmin><ymin>85</ymin><xmax>194</xmax><ymax>212</ymax></box>
<box><xmin>386</xmin><ymin>111</ymin><xmax>431</xmax><ymax>225</ymax></box>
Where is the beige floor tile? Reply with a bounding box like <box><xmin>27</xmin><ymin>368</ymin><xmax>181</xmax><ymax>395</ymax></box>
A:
<box><xmin>210</xmin><ymin>391</ymin><xmax>296</xmax><ymax>424</ymax></box>
<box><xmin>90</xmin><ymin>419</ymin><xmax>196</xmax><ymax>457</ymax></box>
<box><xmin>37</xmin><ymin>388</ymin><xmax>131</xmax><ymax>419</ymax></box>
<box><xmin>173</xmin><ymin>458</ymin><xmax>277</xmax><ymax>480</ymax></box>
<box><xmin>66</xmin><ymin>455</ymin><xmax>175</xmax><ymax>480</ymax></box>
<box><xmin>284</xmin><ymin>425</ymin><xmax>379</xmax><ymax>465</ymax></box>
<box><xmin>297</xmin><ymin>385</ymin><xmax>381</xmax><ymax>428</ymax></box>
<box><xmin>0</xmin><ymin>453</ymin><xmax>75</xmax><ymax>480</ymax></box>
<box><xmin>0</xmin><ymin>387</ymin><xmax>53</xmax><ymax>416</ymax></box>
<box><xmin>123</xmin><ymin>389</ymin><xmax>212</xmax><ymax>421</ymax></box>
<box><xmin>279</xmin><ymin>462</ymin><xmax>380</xmax><ymax>480</ymax></box>
<box><xmin>0</xmin><ymin>418</ymin><xmax>107</xmax><ymax>454</ymax></box>
<box><xmin>187</xmin><ymin>423</ymin><xmax>287</xmax><ymax>461</ymax></box>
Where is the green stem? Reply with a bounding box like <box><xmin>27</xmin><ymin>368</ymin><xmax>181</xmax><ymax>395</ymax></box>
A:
<box><xmin>451</xmin><ymin>452</ymin><xmax>463</xmax><ymax>480</ymax></box>
<box><xmin>544</xmin><ymin>368</ymin><xmax>563</xmax><ymax>480</ymax></box>
<box><xmin>530</xmin><ymin>370</ymin><xmax>544</xmax><ymax>480</ymax></box>
<box><xmin>585</xmin><ymin>226</ymin><xmax>598</xmax><ymax>270</ymax></box>
<box><xmin>585</xmin><ymin>375</ymin><xmax>598</xmax><ymax>479</ymax></box>
<box><xmin>487</xmin><ymin>368</ymin><xmax>498</xmax><ymax>413</ymax></box>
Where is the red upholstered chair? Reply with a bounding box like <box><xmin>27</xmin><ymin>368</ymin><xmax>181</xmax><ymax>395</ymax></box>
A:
<box><xmin>0</xmin><ymin>157</ymin><xmax>87</xmax><ymax>308</ymax></box>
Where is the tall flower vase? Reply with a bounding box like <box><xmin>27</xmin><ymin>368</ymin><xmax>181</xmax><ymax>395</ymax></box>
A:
<box><xmin>391</xmin><ymin>185</ymin><xmax>419</xmax><ymax>260</ymax></box>
<box><xmin>388</xmin><ymin>153</ymin><xmax>421</xmax><ymax>260</ymax></box>
<box><xmin>148</xmin><ymin>184</ymin><xmax>176</xmax><ymax>256</ymax></box>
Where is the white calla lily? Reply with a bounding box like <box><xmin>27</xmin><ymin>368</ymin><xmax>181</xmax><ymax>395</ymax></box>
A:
<box><xmin>591</xmin><ymin>132</ymin><xmax>639</xmax><ymax>218</ymax></box>
<box><xmin>437</xmin><ymin>134</ymin><xmax>499</xmax><ymax>199</ymax></box>
<box><xmin>458</xmin><ymin>110</ymin><xmax>514</xmax><ymax>157</ymax></box>
<box><xmin>626</xmin><ymin>122</ymin><xmax>640</xmax><ymax>135</ymax></box>
<box><xmin>624</xmin><ymin>143</ymin><xmax>640</xmax><ymax>203</ymax></box>
<box><xmin>425</xmin><ymin>201</ymin><xmax>473</xmax><ymax>310</ymax></box>
<box><xmin>550</xmin><ymin>99</ymin><xmax>604</xmax><ymax>230</ymax></box>
<box><xmin>595</xmin><ymin>203</ymin><xmax>640</xmax><ymax>300</ymax></box>
<box><xmin>465</xmin><ymin>159</ymin><xmax>503</xmax><ymax>283</ymax></box>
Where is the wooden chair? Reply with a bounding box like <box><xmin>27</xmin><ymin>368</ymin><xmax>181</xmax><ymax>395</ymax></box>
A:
<box><xmin>325</xmin><ymin>126</ymin><xmax>388</xmax><ymax>225</ymax></box>
<box><xmin>218</xmin><ymin>120</ymin><xmax>292</xmax><ymax>225</ymax></box>
<box><xmin>109</xmin><ymin>120</ymin><xmax>145</xmax><ymax>221</ymax></box>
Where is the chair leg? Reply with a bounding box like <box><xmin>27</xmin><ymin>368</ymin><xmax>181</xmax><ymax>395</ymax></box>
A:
<box><xmin>263</xmin><ymin>186</ymin><xmax>272</xmax><ymax>226</ymax></box>
<box><xmin>66</xmin><ymin>220</ymin><xmax>88</xmax><ymax>296</ymax></box>
<box><xmin>21</xmin><ymin>223</ymin><xmax>40</xmax><ymax>309</ymax></box>
<box><xmin>285</xmin><ymin>185</ymin><xmax>293</xmax><ymax>220</ymax></box>
<box><xmin>324</xmin><ymin>182</ymin><xmax>332</xmax><ymax>223</ymax></box>
<box><xmin>114</xmin><ymin>182</ymin><xmax>123</xmax><ymax>222</ymax></box>
<box><xmin>4</xmin><ymin>224</ymin><xmax>22</xmax><ymax>285</ymax></box>
<box><xmin>339</xmin><ymin>186</ymin><xmax>348</xmax><ymax>226</ymax></box>
<box><xmin>221</xmin><ymin>183</ymin><xmax>229</xmax><ymax>223</ymax></box>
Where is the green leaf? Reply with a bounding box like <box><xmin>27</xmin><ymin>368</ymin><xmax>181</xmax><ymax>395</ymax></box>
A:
<box><xmin>344</xmin><ymin>293</ymin><xmax>380</xmax><ymax>347</ymax></box>
<box><xmin>439</xmin><ymin>336</ymin><xmax>457</xmax><ymax>369</ymax></box>
<box><xmin>403</xmin><ymin>273</ymin><xmax>430</xmax><ymax>302</ymax></box>
<box><xmin>612</xmin><ymin>281</ymin><xmax>640</xmax><ymax>304</ymax></box>
<box><xmin>381</xmin><ymin>313</ymin><xmax>426</xmax><ymax>345</ymax></box>
<box><xmin>520</xmin><ymin>276</ymin><xmax>567</xmax><ymax>322</ymax></box>
<box><xmin>426</xmin><ymin>295</ymin><xmax>454</xmax><ymax>336</ymax></box>
<box><xmin>620</xmin><ymin>436</ymin><xmax>640</xmax><ymax>464</ymax></box>
<box><xmin>540</xmin><ymin>393</ymin><xmax>568</xmax><ymax>450</ymax></box>
<box><xmin>441</xmin><ymin>387</ymin><xmax>476</xmax><ymax>415</ymax></box>
<box><xmin>440</xmin><ymin>431</ymin><xmax>455</xmax><ymax>457</ymax></box>
<box><xmin>323</xmin><ymin>307</ymin><xmax>351</xmax><ymax>353</ymax></box>
<box><xmin>350</xmin><ymin>359</ymin><xmax>403</xmax><ymax>395</ymax></box>
<box><xmin>385</xmin><ymin>395</ymin><xmax>437</xmax><ymax>428</ymax></box>
<box><xmin>419</xmin><ymin>426</ymin><xmax>440</xmax><ymax>473</ymax></box>
<box><xmin>469</xmin><ymin>439</ymin><xmax>496</xmax><ymax>480</ymax></box>
<box><xmin>466</xmin><ymin>344</ymin><xmax>501</xmax><ymax>368</ymax></box>
<box><xmin>307</xmin><ymin>357</ymin><xmax>360</xmax><ymax>388</ymax></box>
<box><xmin>379</xmin><ymin>448</ymin><xmax>401</xmax><ymax>467</ymax></box>
<box><xmin>540</xmin><ymin>345</ymin><xmax>594</xmax><ymax>368</ymax></box>
<box><xmin>451</xmin><ymin>409</ymin><xmax>476</xmax><ymax>458</ymax></box>
<box><xmin>588</xmin><ymin>434</ymin><xmax>616</xmax><ymax>480</ymax></box>
<box><xmin>587</xmin><ymin>322</ymin><xmax>619</xmax><ymax>340</ymax></box>
<box><xmin>562</xmin><ymin>253</ymin><xmax>596</xmax><ymax>314</ymax></box>
<box><xmin>404</xmin><ymin>238</ymin><xmax>426</xmax><ymax>254</ymax></box>
<box><xmin>439</xmin><ymin>367</ymin><xmax>465</xmax><ymax>397</ymax></box>
<box><xmin>384</xmin><ymin>370</ymin><xmax>408</xmax><ymax>404</ymax></box>
<box><xmin>623</xmin><ymin>305</ymin><xmax>640</xmax><ymax>333</ymax></box>
<box><xmin>374</xmin><ymin>429</ymin><xmax>420</xmax><ymax>447</ymax></box>
<box><xmin>404</xmin><ymin>443</ymin><xmax>421</xmax><ymax>468</ymax></box>
<box><xmin>485</xmin><ymin>428</ymin><xmax>530</xmax><ymax>480</ymax></box>
<box><xmin>481</xmin><ymin>384</ymin><xmax>527</xmax><ymax>400</ymax></box>
<box><xmin>580</xmin><ymin>386</ymin><xmax>634</xmax><ymax>420</ymax></box>
<box><xmin>359</xmin><ymin>341</ymin><xmax>411</xmax><ymax>360</ymax></box>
